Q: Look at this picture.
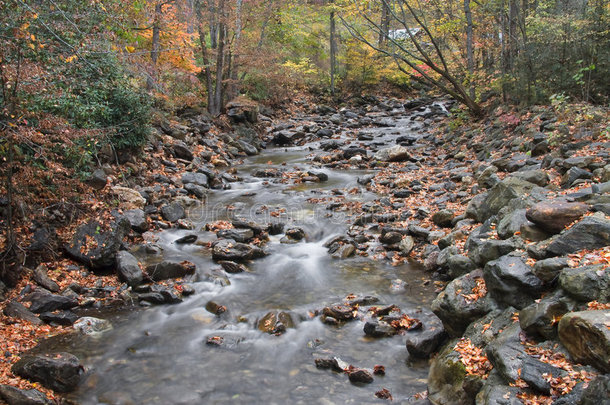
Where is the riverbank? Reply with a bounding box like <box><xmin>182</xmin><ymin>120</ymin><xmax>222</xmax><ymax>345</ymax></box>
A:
<box><xmin>1</xmin><ymin>97</ymin><xmax>609</xmax><ymax>404</ymax></box>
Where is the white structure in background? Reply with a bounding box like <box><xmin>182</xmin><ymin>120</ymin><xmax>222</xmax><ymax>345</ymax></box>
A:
<box><xmin>388</xmin><ymin>28</ymin><xmax>421</xmax><ymax>40</ymax></box>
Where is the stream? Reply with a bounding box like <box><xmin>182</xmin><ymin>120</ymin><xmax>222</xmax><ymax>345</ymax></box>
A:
<box><xmin>38</xmin><ymin>105</ymin><xmax>442</xmax><ymax>404</ymax></box>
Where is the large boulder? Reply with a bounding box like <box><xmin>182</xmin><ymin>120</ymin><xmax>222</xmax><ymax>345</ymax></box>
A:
<box><xmin>374</xmin><ymin>145</ymin><xmax>413</xmax><ymax>162</ymax></box>
<box><xmin>116</xmin><ymin>251</ymin><xmax>144</xmax><ymax>287</ymax></box>
<box><xmin>3</xmin><ymin>301</ymin><xmax>42</xmax><ymax>325</ymax></box>
<box><xmin>580</xmin><ymin>374</ymin><xmax>610</xmax><ymax>405</ymax></box>
<box><xmin>145</xmin><ymin>260</ymin><xmax>196</xmax><ymax>281</ymax></box>
<box><xmin>65</xmin><ymin>217</ymin><xmax>131</xmax><ymax>270</ymax></box>
<box><xmin>558</xmin><ymin>264</ymin><xmax>609</xmax><ymax>302</ymax></box>
<box><xmin>431</xmin><ymin>270</ymin><xmax>496</xmax><ymax>337</ymax></box>
<box><xmin>518</xmin><ymin>295</ymin><xmax>570</xmax><ymax>339</ymax></box>
<box><xmin>212</xmin><ymin>239</ymin><xmax>266</xmax><ymax>262</ymax></box>
<box><xmin>471</xmin><ymin>178</ymin><xmax>539</xmax><ymax>223</ymax></box>
<box><xmin>406</xmin><ymin>313</ymin><xmax>447</xmax><ymax>358</ymax></box>
<box><xmin>427</xmin><ymin>340</ymin><xmax>483</xmax><ymax>405</ymax></box>
<box><xmin>525</xmin><ymin>200</ymin><xmax>589</xmax><ymax>234</ymax></box>
<box><xmin>543</xmin><ymin>214</ymin><xmax>610</xmax><ymax>257</ymax></box>
<box><xmin>558</xmin><ymin>310</ymin><xmax>610</xmax><ymax>373</ymax></box>
<box><xmin>12</xmin><ymin>353</ymin><xmax>84</xmax><ymax>393</ymax></box>
<box><xmin>24</xmin><ymin>291</ymin><xmax>78</xmax><ymax>314</ymax></box>
<box><xmin>0</xmin><ymin>385</ymin><xmax>52</xmax><ymax>405</ymax></box>
<box><xmin>483</xmin><ymin>255</ymin><xmax>543</xmax><ymax>309</ymax></box>
<box><xmin>123</xmin><ymin>209</ymin><xmax>148</xmax><ymax>233</ymax></box>
<box><xmin>160</xmin><ymin>202</ymin><xmax>185</xmax><ymax>223</ymax></box>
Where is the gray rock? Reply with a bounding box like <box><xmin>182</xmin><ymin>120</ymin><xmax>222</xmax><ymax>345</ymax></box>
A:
<box><xmin>544</xmin><ymin>214</ymin><xmax>610</xmax><ymax>257</ymax></box>
<box><xmin>374</xmin><ymin>145</ymin><xmax>413</xmax><ymax>162</ymax></box>
<box><xmin>469</xmin><ymin>238</ymin><xmax>520</xmax><ymax>268</ymax></box>
<box><xmin>124</xmin><ymin>209</ymin><xmax>148</xmax><ymax>233</ymax></box>
<box><xmin>399</xmin><ymin>235</ymin><xmax>415</xmax><ymax>255</ymax></box>
<box><xmin>87</xmin><ymin>169</ymin><xmax>107</xmax><ymax>190</ymax></box>
<box><xmin>519</xmin><ymin>296</ymin><xmax>570</xmax><ymax>339</ymax></box>
<box><xmin>73</xmin><ymin>317</ymin><xmax>112</xmax><ymax>336</ymax></box>
<box><xmin>379</xmin><ymin>231</ymin><xmax>402</xmax><ymax>245</ymax></box>
<box><xmin>40</xmin><ymin>310</ymin><xmax>79</xmax><ymax>326</ymax></box>
<box><xmin>473</xmin><ymin>178</ymin><xmax>539</xmax><ymax>222</ymax></box>
<box><xmin>218</xmin><ymin>261</ymin><xmax>248</xmax><ymax>274</ymax></box>
<box><xmin>181</xmin><ymin>172</ymin><xmax>209</xmax><ymax>188</ymax></box>
<box><xmin>533</xmin><ymin>257</ymin><xmax>568</xmax><ymax>284</ymax></box>
<box><xmin>496</xmin><ymin>209</ymin><xmax>529</xmax><ymax>239</ymax></box>
<box><xmin>510</xmin><ymin>170</ymin><xmax>549</xmax><ymax>187</ymax></box>
<box><xmin>363</xmin><ymin>319</ymin><xmax>396</xmax><ymax>337</ymax></box>
<box><xmin>145</xmin><ymin>260</ymin><xmax>196</xmax><ymax>281</ymax></box>
<box><xmin>447</xmin><ymin>255</ymin><xmax>477</xmax><ymax>279</ymax></box>
<box><xmin>558</xmin><ymin>264</ymin><xmax>609</xmax><ymax>302</ymax></box>
<box><xmin>464</xmin><ymin>307</ymin><xmax>516</xmax><ymax>348</ymax></box>
<box><xmin>160</xmin><ymin>202</ymin><xmax>185</xmax><ymax>223</ymax></box>
<box><xmin>347</xmin><ymin>368</ymin><xmax>374</xmax><ymax>384</ymax></box>
<box><xmin>3</xmin><ymin>301</ymin><xmax>42</xmax><ymax>325</ymax></box>
<box><xmin>32</xmin><ymin>265</ymin><xmax>59</xmax><ymax>293</ymax></box>
<box><xmin>562</xmin><ymin>166</ymin><xmax>592</xmax><ymax>188</ymax></box>
<box><xmin>431</xmin><ymin>270</ymin><xmax>496</xmax><ymax>337</ymax></box>
<box><xmin>212</xmin><ymin>239</ymin><xmax>266</xmax><ymax>262</ymax></box>
<box><xmin>580</xmin><ymin>374</ymin><xmax>610</xmax><ymax>405</ymax></box>
<box><xmin>25</xmin><ymin>291</ymin><xmax>78</xmax><ymax>314</ymax></box>
<box><xmin>12</xmin><ymin>353</ymin><xmax>83</xmax><ymax>392</ymax></box>
<box><xmin>0</xmin><ymin>384</ymin><xmax>53</xmax><ymax>405</ymax></box>
<box><xmin>483</xmin><ymin>255</ymin><xmax>543</xmax><ymax>309</ymax></box>
<box><xmin>432</xmin><ymin>209</ymin><xmax>455</xmax><ymax>228</ymax></box>
<box><xmin>184</xmin><ymin>183</ymin><xmax>207</xmax><ymax>198</ymax></box>
<box><xmin>116</xmin><ymin>251</ymin><xmax>144</xmax><ymax>287</ymax></box>
<box><xmin>257</xmin><ymin>311</ymin><xmax>294</xmax><ymax>334</ymax></box>
<box><xmin>558</xmin><ymin>310</ymin><xmax>610</xmax><ymax>372</ymax></box>
<box><xmin>237</xmin><ymin>140</ymin><xmax>258</xmax><ymax>155</ymax></box>
<box><xmin>526</xmin><ymin>200</ymin><xmax>589</xmax><ymax>234</ymax></box>
<box><xmin>172</xmin><ymin>141</ymin><xmax>193</xmax><ymax>161</ymax></box>
<box><xmin>406</xmin><ymin>314</ymin><xmax>447</xmax><ymax>358</ymax></box>
<box><xmin>65</xmin><ymin>217</ymin><xmax>131</xmax><ymax>270</ymax></box>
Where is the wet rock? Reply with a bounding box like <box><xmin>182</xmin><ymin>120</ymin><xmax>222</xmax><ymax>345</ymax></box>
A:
<box><xmin>285</xmin><ymin>227</ymin><xmax>306</xmax><ymax>241</ymax></box>
<box><xmin>468</xmin><ymin>237</ymin><xmax>519</xmax><ymax>268</ymax></box>
<box><xmin>431</xmin><ymin>270</ymin><xmax>496</xmax><ymax>336</ymax></box>
<box><xmin>137</xmin><ymin>292</ymin><xmax>166</xmax><ymax>305</ymax></box>
<box><xmin>172</xmin><ymin>141</ymin><xmax>193</xmax><ymax>161</ymax></box>
<box><xmin>406</xmin><ymin>314</ymin><xmax>447</xmax><ymax>358</ymax></box>
<box><xmin>345</xmin><ymin>295</ymin><xmax>379</xmax><ymax>306</ymax></box>
<box><xmin>427</xmin><ymin>339</ymin><xmax>479</xmax><ymax>405</ymax></box>
<box><xmin>124</xmin><ymin>209</ymin><xmax>148</xmax><ymax>233</ymax></box>
<box><xmin>87</xmin><ymin>169</ymin><xmax>107</xmax><ymax>190</ymax></box>
<box><xmin>474</xmin><ymin>372</ymin><xmax>521</xmax><ymax>405</ymax></box>
<box><xmin>558</xmin><ymin>264</ymin><xmax>609</xmax><ymax>302</ymax></box>
<box><xmin>73</xmin><ymin>317</ymin><xmax>113</xmax><ymax>335</ymax></box>
<box><xmin>238</xmin><ymin>140</ymin><xmax>258</xmax><ymax>156</ymax></box>
<box><xmin>12</xmin><ymin>353</ymin><xmax>83</xmax><ymax>392</ymax></box>
<box><xmin>184</xmin><ymin>183</ymin><xmax>207</xmax><ymax>198</ymax></box>
<box><xmin>116</xmin><ymin>251</ymin><xmax>144</xmax><ymax>287</ymax></box>
<box><xmin>212</xmin><ymin>239</ymin><xmax>266</xmax><ymax>262</ymax></box>
<box><xmin>323</xmin><ymin>304</ymin><xmax>355</xmax><ymax>321</ymax></box>
<box><xmin>347</xmin><ymin>368</ymin><xmax>374</xmax><ymax>384</ymax></box>
<box><xmin>525</xmin><ymin>200</ymin><xmax>589</xmax><ymax>234</ymax></box>
<box><xmin>446</xmin><ymin>255</ymin><xmax>476</xmax><ymax>279</ymax></box>
<box><xmin>3</xmin><ymin>301</ymin><xmax>42</xmax><ymax>325</ymax></box>
<box><xmin>464</xmin><ymin>307</ymin><xmax>516</xmax><ymax>348</ymax></box>
<box><xmin>543</xmin><ymin>214</ymin><xmax>610</xmax><ymax>257</ymax></box>
<box><xmin>39</xmin><ymin>310</ymin><xmax>79</xmax><ymax>326</ymax></box>
<box><xmin>519</xmin><ymin>295</ymin><xmax>570</xmax><ymax>339</ymax></box>
<box><xmin>205</xmin><ymin>301</ymin><xmax>227</xmax><ymax>315</ymax></box>
<box><xmin>511</xmin><ymin>169</ymin><xmax>550</xmax><ymax>187</ymax></box>
<box><xmin>343</xmin><ymin>147</ymin><xmax>367</xmax><ymax>159</ymax></box>
<box><xmin>65</xmin><ymin>217</ymin><xmax>131</xmax><ymax>270</ymax></box>
<box><xmin>363</xmin><ymin>319</ymin><xmax>396</xmax><ymax>337</ymax></box>
<box><xmin>533</xmin><ymin>257</ymin><xmax>568</xmax><ymax>284</ymax></box>
<box><xmin>496</xmin><ymin>209</ymin><xmax>530</xmax><ymax>239</ymax></box>
<box><xmin>218</xmin><ymin>260</ymin><xmax>248</xmax><ymax>274</ymax></box>
<box><xmin>25</xmin><ymin>291</ymin><xmax>78</xmax><ymax>314</ymax></box>
<box><xmin>257</xmin><ymin>311</ymin><xmax>294</xmax><ymax>334</ymax></box>
<box><xmin>483</xmin><ymin>255</ymin><xmax>543</xmax><ymax>309</ymax></box>
<box><xmin>308</xmin><ymin>171</ymin><xmax>328</xmax><ymax>181</ymax></box>
<box><xmin>330</xmin><ymin>243</ymin><xmax>356</xmax><ymax>259</ymax></box>
<box><xmin>0</xmin><ymin>384</ymin><xmax>53</xmax><ymax>405</ymax></box>
<box><xmin>374</xmin><ymin>145</ymin><xmax>413</xmax><ymax>162</ymax></box>
<box><xmin>32</xmin><ymin>265</ymin><xmax>59</xmax><ymax>293</ymax></box>
<box><xmin>160</xmin><ymin>202</ymin><xmax>185</xmax><ymax>223</ymax></box>
<box><xmin>432</xmin><ymin>209</ymin><xmax>455</xmax><ymax>228</ymax></box>
<box><xmin>174</xmin><ymin>234</ymin><xmax>198</xmax><ymax>244</ymax></box>
<box><xmin>314</xmin><ymin>357</ymin><xmax>347</xmax><ymax>372</ymax></box>
<box><xmin>145</xmin><ymin>260</ymin><xmax>196</xmax><ymax>281</ymax></box>
<box><xmin>558</xmin><ymin>310</ymin><xmax>610</xmax><ymax>372</ymax></box>
<box><xmin>267</xmin><ymin>222</ymin><xmax>285</xmax><ymax>235</ymax></box>
<box><xmin>217</xmin><ymin>228</ymin><xmax>254</xmax><ymax>243</ymax></box>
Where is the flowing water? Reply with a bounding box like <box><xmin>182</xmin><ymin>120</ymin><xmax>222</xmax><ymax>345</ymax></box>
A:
<box><xmin>39</xmin><ymin>107</ymin><xmax>442</xmax><ymax>404</ymax></box>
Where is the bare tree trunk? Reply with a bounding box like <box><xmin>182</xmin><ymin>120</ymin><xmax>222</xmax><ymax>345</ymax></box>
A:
<box><xmin>330</xmin><ymin>0</ymin><xmax>337</xmax><ymax>95</ymax></box>
<box><xmin>378</xmin><ymin>1</ymin><xmax>389</xmax><ymax>45</ymax></box>
<box><xmin>148</xmin><ymin>2</ymin><xmax>163</xmax><ymax>90</ymax></box>
<box><xmin>464</xmin><ymin>0</ymin><xmax>475</xmax><ymax>99</ymax></box>
<box><xmin>229</xmin><ymin>0</ymin><xmax>243</xmax><ymax>100</ymax></box>
<box><xmin>198</xmin><ymin>26</ymin><xmax>215</xmax><ymax>111</ymax></box>
<box><xmin>213</xmin><ymin>0</ymin><xmax>226</xmax><ymax>115</ymax></box>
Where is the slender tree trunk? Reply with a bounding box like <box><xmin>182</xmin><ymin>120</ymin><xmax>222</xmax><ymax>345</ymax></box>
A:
<box><xmin>148</xmin><ymin>3</ymin><xmax>163</xmax><ymax>90</ymax></box>
<box><xmin>464</xmin><ymin>0</ymin><xmax>475</xmax><ymax>99</ymax></box>
<box><xmin>229</xmin><ymin>0</ymin><xmax>243</xmax><ymax>100</ymax></box>
<box><xmin>379</xmin><ymin>1</ymin><xmax>389</xmax><ymax>45</ymax></box>
<box><xmin>198</xmin><ymin>26</ymin><xmax>215</xmax><ymax>111</ymax></box>
<box><xmin>213</xmin><ymin>0</ymin><xmax>226</xmax><ymax>115</ymax></box>
<box><xmin>329</xmin><ymin>0</ymin><xmax>337</xmax><ymax>95</ymax></box>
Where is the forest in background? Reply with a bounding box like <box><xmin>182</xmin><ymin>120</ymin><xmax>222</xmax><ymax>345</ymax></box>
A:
<box><xmin>0</xmin><ymin>0</ymin><xmax>609</xmax><ymax>272</ymax></box>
